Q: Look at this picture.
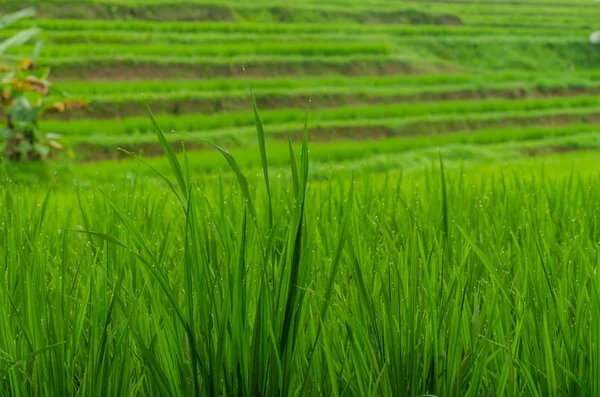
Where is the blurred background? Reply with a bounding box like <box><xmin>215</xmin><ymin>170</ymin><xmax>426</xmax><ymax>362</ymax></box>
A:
<box><xmin>1</xmin><ymin>0</ymin><xmax>599</xmax><ymax>173</ymax></box>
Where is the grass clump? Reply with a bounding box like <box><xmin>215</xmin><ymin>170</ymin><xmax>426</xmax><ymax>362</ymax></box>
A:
<box><xmin>0</xmin><ymin>103</ymin><xmax>599</xmax><ymax>396</ymax></box>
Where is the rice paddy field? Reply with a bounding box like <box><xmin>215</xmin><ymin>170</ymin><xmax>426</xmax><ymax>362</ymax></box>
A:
<box><xmin>1</xmin><ymin>0</ymin><xmax>600</xmax><ymax>396</ymax></box>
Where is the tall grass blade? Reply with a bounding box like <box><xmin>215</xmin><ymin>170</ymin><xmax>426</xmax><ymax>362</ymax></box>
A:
<box><xmin>250</xmin><ymin>88</ymin><xmax>273</xmax><ymax>229</ymax></box>
<box><xmin>118</xmin><ymin>148</ymin><xmax>187</xmax><ymax>213</ymax></box>
<box><xmin>302</xmin><ymin>176</ymin><xmax>354</xmax><ymax>395</ymax></box>
<box><xmin>145</xmin><ymin>102</ymin><xmax>187</xmax><ymax>197</ymax></box>
<box><xmin>0</xmin><ymin>342</ymin><xmax>65</xmax><ymax>379</ymax></box>
<box><xmin>177</xmin><ymin>132</ymin><xmax>258</xmax><ymax>224</ymax></box>
<box><xmin>287</xmin><ymin>132</ymin><xmax>300</xmax><ymax>198</ymax></box>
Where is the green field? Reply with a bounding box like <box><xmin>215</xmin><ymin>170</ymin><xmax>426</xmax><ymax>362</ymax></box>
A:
<box><xmin>1</xmin><ymin>0</ymin><xmax>600</xmax><ymax>395</ymax></box>
<box><xmin>2</xmin><ymin>0</ymin><xmax>600</xmax><ymax>160</ymax></box>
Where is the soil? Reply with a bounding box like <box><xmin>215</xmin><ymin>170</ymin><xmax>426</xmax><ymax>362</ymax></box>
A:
<box><xmin>75</xmin><ymin>140</ymin><xmax>210</xmax><ymax>162</ymax></box>
<box><xmin>0</xmin><ymin>3</ymin><xmax>235</xmax><ymax>21</ymax></box>
<box><xmin>49</xmin><ymin>59</ymin><xmax>458</xmax><ymax>82</ymax></box>
<box><xmin>37</xmin><ymin>86</ymin><xmax>600</xmax><ymax>121</ymax></box>
<box><xmin>403</xmin><ymin>0</ymin><xmax>598</xmax><ymax>8</ymax></box>
<box><xmin>1</xmin><ymin>2</ymin><xmax>462</xmax><ymax>25</ymax></box>
<box><xmin>524</xmin><ymin>146</ymin><xmax>597</xmax><ymax>157</ymax></box>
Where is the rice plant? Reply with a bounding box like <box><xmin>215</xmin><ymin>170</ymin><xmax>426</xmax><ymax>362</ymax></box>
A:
<box><xmin>1</xmin><ymin>99</ymin><xmax>599</xmax><ymax>396</ymax></box>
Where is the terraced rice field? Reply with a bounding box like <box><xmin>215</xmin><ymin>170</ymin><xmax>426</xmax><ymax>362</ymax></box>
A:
<box><xmin>2</xmin><ymin>1</ymin><xmax>600</xmax><ymax>396</ymax></box>
<box><xmin>3</xmin><ymin>0</ymin><xmax>600</xmax><ymax>163</ymax></box>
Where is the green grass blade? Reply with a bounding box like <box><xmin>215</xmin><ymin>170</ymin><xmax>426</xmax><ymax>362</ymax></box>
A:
<box><xmin>302</xmin><ymin>176</ymin><xmax>354</xmax><ymax>395</ymax></box>
<box><xmin>288</xmin><ymin>132</ymin><xmax>300</xmax><ymax>198</ymax></box>
<box><xmin>118</xmin><ymin>148</ymin><xmax>187</xmax><ymax>213</ymax></box>
<box><xmin>250</xmin><ymin>87</ymin><xmax>272</xmax><ymax>229</ymax></box>
<box><xmin>144</xmin><ymin>102</ymin><xmax>187</xmax><ymax>197</ymax></box>
<box><xmin>177</xmin><ymin>132</ymin><xmax>258</xmax><ymax>224</ymax></box>
<box><xmin>300</xmin><ymin>105</ymin><xmax>310</xmax><ymax>195</ymax></box>
<box><xmin>0</xmin><ymin>342</ymin><xmax>65</xmax><ymax>379</ymax></box>
<box><xmin>66</xmin><ymin>228</ymin><xmax>128</xmax><ymax>249</ymax></box>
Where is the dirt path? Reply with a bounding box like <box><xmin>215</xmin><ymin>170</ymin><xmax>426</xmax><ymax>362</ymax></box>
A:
<box><xmin>39</xmin><ymin>86</ymin><xmax>598</xmax><ymax>121</ymax></box>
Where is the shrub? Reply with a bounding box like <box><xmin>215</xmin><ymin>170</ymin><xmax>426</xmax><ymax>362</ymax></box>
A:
<box><xmin>0</xmin><ymin>8</ymin><xmax>86</xmax><ymax>160</ymax></box>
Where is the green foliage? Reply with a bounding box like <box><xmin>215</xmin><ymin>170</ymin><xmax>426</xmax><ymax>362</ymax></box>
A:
<box><xmin>1</xmin><ymin>63</ymin><xmax>59</xmax><ymax>160</ymax></box>
<box><xmin>0</xmin><ymin>8</ymin><xmax>85</xmax><ymax>160</ymax></box>
<box><xmin>0</xmin><ymin>8</ymin><xmax>39</xmax><ymax>57</ymax></box>
<box><xmin>38</xmin><ymin>95</ymin><xmax>600</xmax><ymax>142</ymax></box>
<box><xmin>1</xmin><ymin>0</ymin><xmax>600</xmax><ymax>393</ymax></box>
<box><xmin>0</xmin><ymin>109</ymin><xmax>599</xmax><ymax>395</ymax></box>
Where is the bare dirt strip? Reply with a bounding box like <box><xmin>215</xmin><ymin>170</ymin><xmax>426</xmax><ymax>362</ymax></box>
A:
<box><xmin>41</xmin><ymin>86</ymin><xmax>600</xmax><ymax>121</ymax></box>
